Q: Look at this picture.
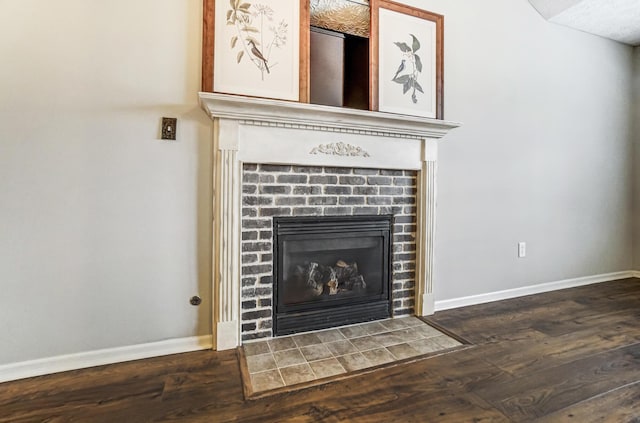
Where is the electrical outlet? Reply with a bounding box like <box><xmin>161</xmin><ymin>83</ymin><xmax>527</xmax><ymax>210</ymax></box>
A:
<box><xmin>161</xmin><ymin>117</ymin><xmax>177</xmax><ymax>140</ymax></box>
<box><xmin>518</xmin><ymin>242</ymin><xmax>526</xmax><ymax>258</ymax></box>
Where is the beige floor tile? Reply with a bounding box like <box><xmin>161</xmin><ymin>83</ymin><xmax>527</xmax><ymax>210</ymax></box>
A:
<box><xmin>387</xmin><ymin>343</ymin><xmax>422</xmax><ymax>360</ymax></box>
<box><xmin>392</xmin><ymin>327</ymin><xmax>425</xmax><ymax>342</ymax></box>
<box><xmin>413</xmin><ymin>324</ymin><xmax>445</xmax><ymax>338</ymax></box>
<box><xmin>361</xmin><ymin>321</ymin><xmax>388</xmax><ymax>335</ymax></box>
<box><xmin>243</xmin><ymin>340</ymin><xmax>270</xmax><ymax>356</ymax></box>
<box><xmin>315</xmin><ymin>328</ymin><xmax>346</xmax><ymax>343</ymax></box>
<box><xmin>371</xmin><ymin>332</ymin><xmax>403</xmax><ymax>347</ymax></box>
<box><xmin>361</xmin><ymin>348</ymin><xmax>396</xmax><ymax>366</ymax></box>
<box><xmin>268</xmin><ymin>337</ymin><xmax>297</xmax><ymax>352</ymax></box>
<box><xmin>408</xmin><ymin>337</ymin><xmax>444</xmax><ymax>355</ymax></box>
<box><xmin>250</xmin><ymin>369</ymin><xmax>284</xmax><ymax>392</ymax></box>
<box><xmin>432</xmin><ymin>335</ymin><xmax>462</xmax><ymax>349</ymax></box>
<box><xmin>351</xmin><ymin>335</ymin><xmax>382</xmax><ymax>352</ymax></box>
<box><xmin>273</xmin><ymin>348</ymin><xmax>306</xmax><ymax>367</ymax></box>
<box><xmin>380</xmin><ymin>318</ymin><xmax>410</xmax><ymax>331</ymax></box>
<box><xmin>326</xmin><ymin>339</ymin><xmax>359</xmax><ymax>356</ymax></box>
<box><xmin>339</xmin><ymin>325</ymin><xmax>369</xmax><ymax>339</ymax></box>
<box><xmin>280</xmin><ymin>363</ymin><xmax>316</xmax><ymax>385</ymax></box>
<box><xmin>336</xmin><ymin>352</ymin><xmax>371</xmax><ymax>371</ymax></box>
<box><xmin>396</xmin><ymin>316</ymin><xmax>425</xmax><ymax>327</ymax></box>
<box><xmin>246</xmin><ymin>353</ymin><xmax>277</xmax><ymax>374</ymax></box>
<box><xmin>293</xmin><ymin>332</ymin><xmax>323</xmax><ymax>347</ymax></box>
<box><xmin>309</xmin><ymin>358</ymin><xmax>346</xmax><ymax>378</ymax></box>
<box><xmin>300</xmin><ymin>344</ymin><xmax>333</xmax><ymax>362</ymax></box>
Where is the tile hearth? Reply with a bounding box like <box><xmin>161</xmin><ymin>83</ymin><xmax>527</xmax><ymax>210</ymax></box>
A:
<box><xmin>241</xmin><ymin>317</ymin><xmax>463</xmax><ymax>395</ymax></box>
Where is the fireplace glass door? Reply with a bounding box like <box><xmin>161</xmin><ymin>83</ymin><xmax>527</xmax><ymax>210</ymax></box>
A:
<box><xmin>274</xmin><ymin>216</ymin><xmax>392</xmax><ymax>335</ymax></box>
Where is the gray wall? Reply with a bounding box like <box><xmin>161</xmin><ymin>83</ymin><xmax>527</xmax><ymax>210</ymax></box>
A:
<box><xmin>0</xmin><ymin>0</ymin><xmax>635</xmax><ymax>367</ymax></box>
<box><xmin>0</xmin><ymin>0</ymin><xmax>212</xmax><ymax>365</ymax></box>
<box><xmin>404</xmin><ymin>0</ymin><xmax>634</xmax><ymax>301</ymax></box>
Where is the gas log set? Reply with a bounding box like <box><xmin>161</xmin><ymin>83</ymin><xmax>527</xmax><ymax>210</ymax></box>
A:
<box><xmin>294</xmin><ymin>259</ymin><xmax>366</xmax><ymax>299</ymax></box>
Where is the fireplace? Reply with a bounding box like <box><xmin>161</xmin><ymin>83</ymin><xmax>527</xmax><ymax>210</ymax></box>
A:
<box><xmin>274</xmin><ymin>216</ymin><xmax>392</xmax><ymax>335</ymax></box>
<box><xmin>198</xmin><ymin>93</ymin><xmax>459</xmax><ymax>350</ymax></box>
<box><xmin>240</xmin><ymin>164</ymin><xmax>417</xmax><ymax>340</ymax></box>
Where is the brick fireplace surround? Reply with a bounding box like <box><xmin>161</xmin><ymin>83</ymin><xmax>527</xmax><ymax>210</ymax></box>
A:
<box><xmin>241</xmin><ymin>164</ymin><xmax>417</xmax><ymax>341</ymax></box>
<box><xmin>199</xmin><ymin>93</ymin><xmax>459</xmax><ymax>350</ymax></box>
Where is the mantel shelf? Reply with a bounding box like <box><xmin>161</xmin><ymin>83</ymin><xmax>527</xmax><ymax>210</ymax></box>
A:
<box><xmin>199</xmin><ymin>92</ymin><xmax>460</xmax><ymax>139</ymax></box>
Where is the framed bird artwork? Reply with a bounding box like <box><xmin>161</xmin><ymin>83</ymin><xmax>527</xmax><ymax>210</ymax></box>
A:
<box><xmin>202</xmin><ymin>0</ymin><xmax>310</xmax><ymax>102</ymax></box>
<box><xmin>370</xmin><ymin>0</ymin><xmax>443</xmax><ymax>119</ymax></box>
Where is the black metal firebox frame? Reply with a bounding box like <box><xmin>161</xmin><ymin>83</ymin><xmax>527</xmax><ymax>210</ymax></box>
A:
<box><xmin>273</xmin><ymin>215</ymin><xmax>393</xmax><ymax>336</ymax></box>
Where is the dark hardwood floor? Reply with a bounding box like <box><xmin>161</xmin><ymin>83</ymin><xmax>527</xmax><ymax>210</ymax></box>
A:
<box><xmin>2</xmin><ymin>278</ymin><xmax>640</xmax><ymax>422</ymax></box>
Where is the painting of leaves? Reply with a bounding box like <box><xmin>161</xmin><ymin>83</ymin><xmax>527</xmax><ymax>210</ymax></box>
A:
<box><xmin>226</xmin><ymin>0</ymin><xmax>289</xmax><ymax>80</ymax></box>
<box><xmin>391</xmin><ymin>34</ymin><xmax>423</xmax><ymax>104</ymax></box>
<box><xmin>377</xmin><ymin>5</ymin><xmax>440</xmax><ymax>118</ymax></box>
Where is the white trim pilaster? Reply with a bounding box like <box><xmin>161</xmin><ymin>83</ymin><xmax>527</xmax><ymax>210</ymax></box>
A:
<box><xmin>212</xmin><ymin>119</ymin><xmax>242</xmax><ymax>350</ymax></box>
<box><xmin>415</xmin><ymin>139</ymin><xmax>438</xmax><ymax>316</ymax></box>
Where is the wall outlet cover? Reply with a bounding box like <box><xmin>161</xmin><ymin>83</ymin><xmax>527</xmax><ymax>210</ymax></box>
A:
<box><xmin>518</xmin><ymin>242</ymin><xmax>526</xmax><ymax>258</ymax></box>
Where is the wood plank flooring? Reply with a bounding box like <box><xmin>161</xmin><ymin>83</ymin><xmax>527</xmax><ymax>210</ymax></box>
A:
<box><xmin>2</xmin><ymin>278</ymin><xmax>640</xmax><ymax>422</ymax></box>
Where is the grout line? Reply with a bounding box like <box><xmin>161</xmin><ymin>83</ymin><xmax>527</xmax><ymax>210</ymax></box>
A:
<box><xmin>306</xmin><ymin>360</ymin><xmax>319</xmax><ymax>380</ymax></box>
<box><xmin>275</xmin><ymin>366</ymin><xmax>287</xmax><ymax>387</ymax></box>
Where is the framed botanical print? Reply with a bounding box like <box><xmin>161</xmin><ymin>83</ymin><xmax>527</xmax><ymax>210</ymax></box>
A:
<box><xmin>370</xmin><ymin>0</ymin><xmax>443</xmax><ymax>118</ymax></box>
<box><xmin>202</xmin><ymin>0</ymin><xmax>310</xmax><ymax>102</ymax></box>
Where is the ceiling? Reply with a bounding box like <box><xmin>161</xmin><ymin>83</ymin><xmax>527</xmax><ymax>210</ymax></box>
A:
<box><xmin>528</xmin><ymin>0</ymin><xmax>640</xmax><ymax>46</ymax></box>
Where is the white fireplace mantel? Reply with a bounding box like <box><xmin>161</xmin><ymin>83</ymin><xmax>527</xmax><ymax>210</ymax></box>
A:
<box><xmin>199</xmin><ymin>92</ymin><xmax>460</xmax><ymax>350</ymax></box>
<box><xmin>200</xmin><ymin>93</ymin><xmax>459</xmax><ymax>139</ymax></box>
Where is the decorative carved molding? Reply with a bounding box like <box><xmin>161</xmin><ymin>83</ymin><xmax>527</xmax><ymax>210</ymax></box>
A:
<box><xmin>310</xmin><ymin>142</ymin><xmax>371</xmax><ymax>157</ymax></box>
<box><xmin>241</xmin><ymin>119</ymin><xmax>423</xmax><ymax>140</ymax></box>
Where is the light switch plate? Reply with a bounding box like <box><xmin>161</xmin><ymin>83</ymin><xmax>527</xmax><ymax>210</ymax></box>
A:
<box><xmin>161</xmin><ymin>117</ymin><xmax>177</xmax><ymax>140</ymax></box>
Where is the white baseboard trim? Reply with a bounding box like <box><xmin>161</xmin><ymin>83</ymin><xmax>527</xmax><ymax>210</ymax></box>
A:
<box><xmin>0</xmin><ymin>335</ymin><xmax>212</xmax><ymax>384</ymax></box>
<box><xmin>434</xmin><ymin>271</ymin><xmax>637</xmax><ymax>312</ymax></box>
<box><xmin>3</xmin><ymin>271</ymin><xmax>639</xmax><ymax>384</ymax></box>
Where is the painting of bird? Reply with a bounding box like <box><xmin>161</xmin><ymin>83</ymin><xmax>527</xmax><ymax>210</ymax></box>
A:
<box><xmin>393</xmin><ymin>59</ymin><xmax>405</xmax><ymax>80</ymax></box>
<box><xmin>248</xmin><ymin>40</ymin><xmax>270</xmax><ymax>74</ymax></box>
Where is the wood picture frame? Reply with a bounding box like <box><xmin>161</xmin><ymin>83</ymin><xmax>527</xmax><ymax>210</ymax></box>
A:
<box><xmin>370</xmin><ymin>0</ymin><xmax>443</xmax><ymax>119</ymax></box>
<box><xmin>202</xmin><ymin>0</ymin><xmax>309</xmax><ymax>102</ymax></box>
